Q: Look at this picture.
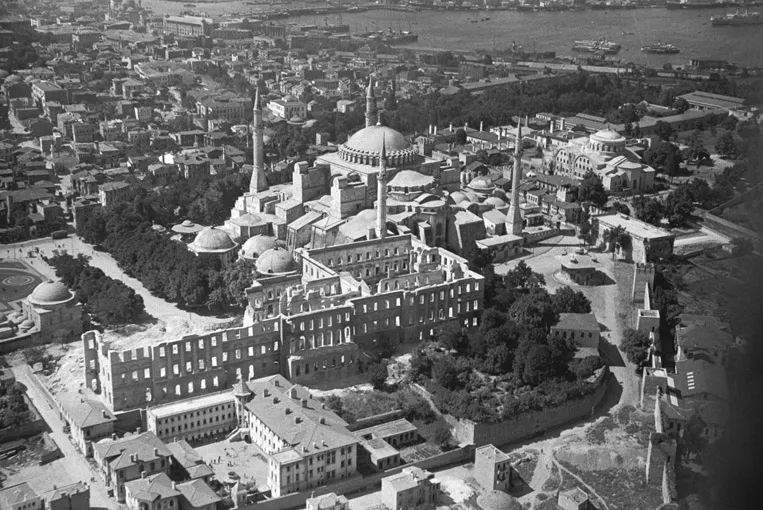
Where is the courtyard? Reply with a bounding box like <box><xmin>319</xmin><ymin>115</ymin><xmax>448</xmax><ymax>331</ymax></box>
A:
<box><xmin>0</xmin><ymin>260</ymin><xmax>43</xmax><ymax>313</ymax></box>
<box><xmin>196</xmin><ymin>439</ymin><xmax>271</xmax><ymax>492</ymax></box>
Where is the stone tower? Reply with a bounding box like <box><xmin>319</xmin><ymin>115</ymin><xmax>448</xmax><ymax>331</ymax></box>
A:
<box><xmin>249</xmin><ymin>88</ymin><xmax>267</xmax><ymax>194</ymax></box>
<box><xmin>376</xmin><ymin>136</ymin><xmax>387</xmax><ymax>239</ymax></box>
<box><xmin>508</xmin><ymin>123</ymin><xmax>524</xmax><ymax>236</ymax></box>
<box><xmin>365</xmin><ymin>75</ymin><xmax>377</xmax><ymax>128</ymax></box>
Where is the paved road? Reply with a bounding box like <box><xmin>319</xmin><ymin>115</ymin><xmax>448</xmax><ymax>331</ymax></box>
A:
<box><xmin>11</xmin><ymin>364</ymin><xmax>118</xmax><ymax>510</ymax></box>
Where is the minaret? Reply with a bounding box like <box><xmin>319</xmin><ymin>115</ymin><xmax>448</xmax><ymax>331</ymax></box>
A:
<box><xmin>508</xmin><ymin>123</ymin><xmax>524</xmax><ymax>236</ymax></box>
<box><xmin>250</xmin><ymin>88</ymin><xmax>267</xmax><ymax>194</ymax></box>
<box><xmin>365</xmin><ymin>75</ymin><xmax>377</xmax><ymax>128</ymax></box>
<box><xmin>376</xmin><ymin>136</ymin><xmax>387</xmax><ymax>239</ymax></box>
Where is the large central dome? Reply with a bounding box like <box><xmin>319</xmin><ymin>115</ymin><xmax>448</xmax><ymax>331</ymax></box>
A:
<box><xmin>338</xmin><ymin>125</ymin><xmax>419</xmax><ymax>167</ymax></box>
<box><xmin>345</xmin><ymin>125</ymin><xmax>411</xmax><ymax>153</ymax></box>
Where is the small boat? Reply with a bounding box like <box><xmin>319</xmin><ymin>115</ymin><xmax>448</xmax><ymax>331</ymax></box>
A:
<box><xmin>641</xmin><ymin>42</ymin><xmax>680</xmax><ymax>54</ymax></box>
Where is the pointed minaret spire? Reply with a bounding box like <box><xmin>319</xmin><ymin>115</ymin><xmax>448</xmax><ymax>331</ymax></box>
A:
<box><xmin>365</xmin><ymin>75</ymin><xmax>377</xmax><ymax>128</ymax></box>
<box><xmin>508</xmin><ymin>122</ymin><xmax>524</xmax><ymax>236</ymax></box>
<box><xmin>250</xmin><ymin>87</ymin><xmax>267</xmax><ymax>194</ymax></box>
<box><xmin>376</xmin><ymin>136</ymin><xmax>387</xmax><ymax>240</ymax></box>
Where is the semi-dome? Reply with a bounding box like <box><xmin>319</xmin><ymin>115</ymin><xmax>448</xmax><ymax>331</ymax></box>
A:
<box><xmin>449</xmin><ymin>191</ymin><xmax>468</xmax><ymax>204</ymax></box>
<box><xmin>191</xmin><ymin>227</ymin><xmax>236</xmax><ymax>252</ymax></box>
<box><xmin>388</xmin><ymin>170</ymin><xmax>435</xmax><ymax>189</ymax></box>
<box><xmin>29</xmin><ymin>281</ymin><xmax>73</xmax><ymax>305</ymax></box>
<box><xmin>241</xmin><ymin>235</ymin><xmax>277</xmax><ymax>260</ymax></box>
<box><xmin>256</xmin><ymin>247</ymin><xmax>297</xmax><ymax>275</ymax></box>
<box><xmin>20</xmin><ymin>319</ymin><xmax>35</xmax><ymax>330</ymax></box>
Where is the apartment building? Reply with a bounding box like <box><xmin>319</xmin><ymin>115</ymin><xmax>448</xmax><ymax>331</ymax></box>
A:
<box><xmin>147</xmin><ymin>391</ymin><xmax>237</xmax><ymax>444</ymax></box>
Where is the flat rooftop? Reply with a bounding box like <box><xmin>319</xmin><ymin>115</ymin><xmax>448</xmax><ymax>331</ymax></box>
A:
<box><xmin>148</xmin><ymin>391</ymin><xmax>234</xmax><ymax>419</ymax></box>
<box><xmin>596</xmin><ymin>213</ymin><xmax>674</xmax><ymax>241</ymax></box>
<box><xmin>354</xmin><ymin>418</ymin><xmax>417</xmax><ymax>440</ymax></box>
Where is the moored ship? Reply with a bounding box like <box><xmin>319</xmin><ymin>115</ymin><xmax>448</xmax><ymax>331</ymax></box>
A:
<box><xmin>641</xmin><ymin>42</ymin><xmax>681</xmax><ymax>53</ymax></box>
<box><xmin>573</xmin><ymin>37</ymin><xmax>621</xmax><ymax>54</ymax></box>
<box><xmin>711</xmin><ymin>8</ymin><xmax>763</xmax><ymax>24</ymax></box>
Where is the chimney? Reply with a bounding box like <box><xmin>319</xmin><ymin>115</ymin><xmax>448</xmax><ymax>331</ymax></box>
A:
<box><xmin>319</xmin><ymin>417</ymin><xmax>326</xmax><ymax>425</ymax></box>
<box><xmin>290</xmin><ymin>388</ymin><xmax>298</xmax><ymax>399</ymax></box>
<box><xmin>112</xmin><ymin>433</ymin><xmax>117</xmax><ymax>440</ymax></box>
<box><xmin>264</xmin><ymin>389</ymin><xmax>269</xmax><ymax>397</ymax></box>
<box><xmin>102</xmin><ymin>410</ymin><xmax>109</xmax><ymax>418</ymax></box>
<box><xmin>449</xmin><ymin>122</ymin><xmax>453</xmax><ymax>132</ymax></box>
<box><xmin>294</xmin><ymin>417</ymin><xmax>301</xmax><ymax>424</ymax></box>
<box><xmin>322</xmin><ymin>439</ymin><xmax>327</xmax><ymax>447</ymax></box>
<box><xmin>141</xmin><ymin>471</ymin><xmax>146</xmax><ymax>479</ymax></box>
<box><xmin>273</xmin><ymin>397</ymin><xmax>279</xmax><ymax>404</ymax></box>
<box><xmin>301</xmin><ymin>398</ymin><xmax>308</xmax><ymax>408</ymax></box>
<box><xmin>321</xmin><ymin>403</ymin><xmax>326</xmax><ymax>410</ymax></box>
<box><xmin>136</xmin><ymin>427</ymin><xmax>141</xmax><ymax>434</ymax></box>
<box><xmin>480</xmin><ymin>121</ymin><xmax>484</xmax><ymax>132</ymax></box>
<box><xmin>153</xmin><ymin>448</ymin><xmax>159</xmax><ymax>457</ymax></box>
<box><xmin>285</xmin><ymin>408</ymin><xmax>292</xmax><ymax>415</ymax></box>
<box><xmin>172</xmin><ymin>481</ymin><xmax>177</xmax><ymax>490</ymax></box>
<box><xmin>274</xmin><ymin>379</ymin><xmax>280</xmax><ymax>387</ymax></box>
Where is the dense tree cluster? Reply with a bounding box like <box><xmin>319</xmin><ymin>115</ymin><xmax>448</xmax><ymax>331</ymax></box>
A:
<box><xmin>408</xmin><ymin>259</ymin><xmax>603</xmax><ymax>423</ymax></box>
<box><xmin>0</xmin><ymin>380</ymin><xmax>31</xmax><ymax>429</ymax></box>
<box><xmin>78</xmin><ymin>199</ymin><xmax>255</xmax><ymax>311</ymax></box>
<box><xmin>633</xmin><ymin>178</ymin><xmax>734</xmax><ymax>228</ymax></box>
<box><xmin>49</xmin><ymin>254</ymin><xmax>144</xmax><ymax>326</ymax></box>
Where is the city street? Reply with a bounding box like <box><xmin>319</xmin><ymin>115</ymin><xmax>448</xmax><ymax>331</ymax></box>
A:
<box><xmin>11</xmin><ymin>364</ymin><xmax>118</xmax><ymax>510</ymax></box>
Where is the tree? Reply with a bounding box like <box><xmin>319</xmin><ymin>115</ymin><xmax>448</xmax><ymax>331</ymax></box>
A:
<box><xmin>715</xmin><ymin>131</ymin><xmax>737</xmax><ymax>158</ymax></box>
<box><xmin>436</xmin><ymin>322</ymin><xmax>469</xmax><ymax>354</ymax></box>
<box><xmin>454</xmin><ymin>128</ymin><xmax>467</xmax><ymax>145</ymax></box>
<box><xmin>673</xmin><ymin>97</ymin><xmax>690</xmax><ymax>114</ymax></box>
<box><xmin>578</xmin><ymin>172</ymin><xmax>608</xmax><ymax>209</ymax></box>
<box><xmin>611</xmin><ymin>201</ymin><xmax>631</xmax><ymax>216</ymax></box>
<box><xmin>552</xmin><ymin>286</ymin><xmax>592</xmax><ymax>314</ymax></box>
<box><xmin>514</xmin><ymin>341</ymin><xmax>556</xmax><ymax>386</ymax></box>
<box><xmin>719</xmin><ymin>115</ymin><xmax>738</xmax><ymax>131</ymax></box>
<box><xmin>632</xmin><ymin>196</ymin><xmax>663</xmax><ymax>226</ymax></box>
<box><xmin>505</xmin><ymin>260</ymin><xmax>545</xmax><ymax>290</ymax></box>
<box><xmin>655</xmin><ymin>121</ymin><xmax>674</xmax><ymax>142</ymax></box>
<box><xmin>481</xmin><ymin>54</ymin><xmax>493</xmax><ymax>66</ymax></box>
<box><xmin>621</xmin><ymin>328</ymin><xmax>651</xmax><ymax>369</ymax></box>
<box><xmin>432</xmin><ymin>357</ymin><xmax>461</xmax><ymax>390</ymax></box>
<box><xmin>367</xmin><ymin>362</ymin><xmax>389</xmax><ymax>391</ymax></box>
<box><xmin>508</xmin><ymin>289</ymin><xmax>559</xmax><ymax>330</ymax></box>
<box><xmin>664</xmin><ymin>186</ymin><xmax>695</xmax><ymax>227</ymax></box>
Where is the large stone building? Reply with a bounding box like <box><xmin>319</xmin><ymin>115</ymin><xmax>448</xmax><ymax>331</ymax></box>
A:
<box><xmin>550</xmin><ymin>129</ymin><xmax>655</xmax><ymax>193</ymax></box>
<box><xmin>233</xmin><ymin>374</ymin><xmax>359</xmax><ymax>497</ymax></box>
<box><xmin>146</xmin><ymin>391</ymin><xmax>237</xmax><ymax>444</ymax></box>
<box><xmin>83</xmin><ymin>233</ymin><xmax>484</xmax><ymax>411</ymax></box>
<box><xmin>593</xmin><ymin>213</ymin><xmax>675</xmax><ymax>263</ymax></box>
<box><xmin>380</xmin><ymin>467</ymin><xmax>441</xmax><ymax>510</ymax></box>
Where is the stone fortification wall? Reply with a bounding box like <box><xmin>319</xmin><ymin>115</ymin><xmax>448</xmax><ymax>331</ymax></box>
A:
<box><xmin>447</xmin><ymin>367</ymin><xmax>609</xmax><ymax>447</ymax></box>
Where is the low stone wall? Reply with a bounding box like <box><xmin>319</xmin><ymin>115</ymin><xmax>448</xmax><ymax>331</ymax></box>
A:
<box><xmin>347</xmin><ymin>409</ymin><xmax>405</xmax><ymax>432</ymax></box>
<box><xmin>236</xmin><ymin>445</ymin><xmax>475</xmax><ymax>510</ymax></box>
<box><xmin>447</xmin><ymin>367</ymin><xmax>610</xmax><ymax>447</ymax></box>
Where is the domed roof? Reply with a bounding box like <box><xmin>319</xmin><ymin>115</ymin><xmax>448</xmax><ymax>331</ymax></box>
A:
<box><xmin>241</xmin><ymin>235</ymin><xmax>277</xmax><ymax>259</ymax></box>
<box><xmin>20</xmin><ymin>319</ymin><xmax>35</xmax><ymax>330</ymax></box>
<box><xmin>449</xmin><ymin>191</ymin><xmax>468</xmax><ymax>203</ymax></box>
<box><xmin>468</xmin><ymin>175</ymin><xmax>496</xmax><ymax>191</ymax></box>
<box><xmin>191</xmin><ymin>227</ymin><xmax>236</xmax><ymax>252</ymax></box>
<box><xmin>256</xmin><ymin>247</ymin><xmax>297</xmax><ymax>275</ymax></box>
<box><xmin>477</xmin><ymin>490</ymin><xmax>522</xmax><ymax>510</ymax></box>
<box><xmin>591</xmin><ymin>129</ymin><xmax>626</xmax><ymax>143</ymax></box>
<box><xmin>29</xmin><ymin>281</ymin><xmax>73</xmax><ymax>305</ymax></box>
<box><xmin>485</xmin><ymin>196</ymin><xmax>508</xmax><ymax>208</ymax></box>
<box><xmin>4</xmin><ymin>74</ymin><xmax>20</xmax><ymax>84</ymax></box>
<box><xmin>344</xmin><ymin>125</ymin><xmax>410</xmax><ymax>154</ymax></box>
<box><xmin>388</xmin><ymin>170</ymin><xmax>435</xmax><ymax>188</ymax></box>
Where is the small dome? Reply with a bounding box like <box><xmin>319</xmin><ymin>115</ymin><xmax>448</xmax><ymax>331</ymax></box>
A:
<box><xmin>20</xmin><ymin>319</ymin><xmax>35</xmax><ymax>330</ymax></box>
<box><xmin>344</xmin><ymin>125</ymin><xmax>411</xmax><ymax>154</ymax></box>
<box><xmin>191</xmin><ymin>227</ymin><xmax>236</xmax><ymax>252</ymax></box>
<box><xmin>256</xmin><ymin>247</ymin><xmax>297</xmax><ymax>275</ymax></box>
<box><xmin>477</xmin><ymin>490</ymin><xmax>522</xmax><ymax>510</ymax></box>
<box><xmin>468</xmin><ymin>175</ymin><xmax>496</xmax><ymax>191</ymax></box>
<box><xmin>449</xmin><ymin>191</ymin><xmax>468</xmax><ymax>203</ymax></box>
<box><xmin>591</xmin><ymin>129</ymin><xmax>625</xmax><ymax>144</ymax></box>
<box><xmin>485</xmin><ymin>196</ymin><xmax>507</xmax><ymax>208</ymax></box>
<box><xmin>29</xmin><ymin>281</ymin><xmax>73</xmax><ymax>305</ymax></box>
<box><xmin>388</xmin><ymin>170</ymin><xmax>435</xmax><ymax>189</ymax></box>
<box><xmin>4</xmin><ymin>74</ymin><xmax>20</xmax><ymax>84</ymax></box>
<box><xmin>182</xmin><ymin>219</ymin><xmax>194</xmax><ymax>227</ymax></box>
<box><xmin>241</xmin><ymin>235</ymin><xmax>277</xmax><ymax>259</ymax></box>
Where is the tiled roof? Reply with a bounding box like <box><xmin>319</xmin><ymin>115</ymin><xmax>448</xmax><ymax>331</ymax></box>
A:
<box><xmin>57</xmin><ymin>392</ymin><xmax>116</xmax><ymax>428</ymax></box>
<box><xmin>552</xmin><ymin>313</ymin><xmax>599</xmax><ymax>332</ymax></box>
<box><xmin>125</xmin><ymin>473</ymin><xmax>178</xmax><ymax>502</ymax></box>
<box><xmin>0</xmin><ymin>482</ymin><xmax>39</xmax><ymax>507</ymax></box>
<box><xmin>94</xmin><ymin>432</ymin><xmax>172</xmax><ymax>470</ymax></box>
<box><xmin>243</xmin><ymin>375</ymin><xmax>357</xmax><ymax>458</ymax></box>
<box><xmin>166</xmin><ymin>440</ymin><xmax>213</xmax><ymax>479</ymax></box>
<box><xmin>176</xmin><ymin>479</ymin><xmax>221</xmax><ymax>507</ymax></box>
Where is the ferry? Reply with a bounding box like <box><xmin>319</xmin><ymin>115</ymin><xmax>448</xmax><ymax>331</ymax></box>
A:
<box><xmin>711</xmin><ymin>8</ymin><xmax>763</xmax><ymax>24</ymax></box>
<box><xmin>641</xmin><ymin>42</ymin><xmax>680</xmax><ymax>53</ymax></box>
